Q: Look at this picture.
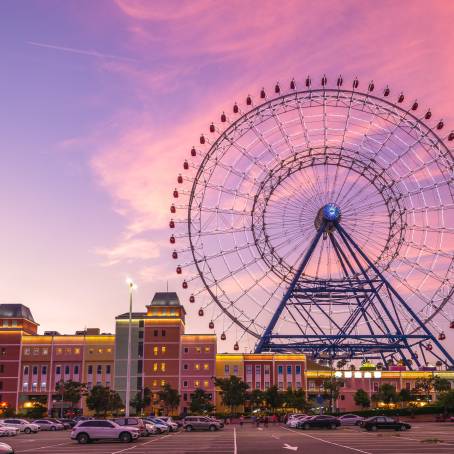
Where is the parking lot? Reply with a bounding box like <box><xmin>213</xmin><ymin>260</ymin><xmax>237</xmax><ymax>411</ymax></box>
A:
<box><xmin>3</xmin><ymin>422</ymin><xmax>454</xmax><ymax>454</ymax></box>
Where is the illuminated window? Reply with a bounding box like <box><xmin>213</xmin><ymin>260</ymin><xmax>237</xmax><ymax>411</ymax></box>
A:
<box><xmin>162</xmin><ymin>346</ymin><xmax>166</xmax><ymax>353</ymax></box>
<box><xmin>161</xmin><ymin>380</ymin><xmax>166</xmax><ymax>386</ymax></box>
<box><xmin>106</xmin><ymin>348</ymin><xmax>112</xmax><ymax>353</ymax></box>
<box><xmin>24</xmin><ymin>348</ymin><xmax>30</xmax><ymax>356</ymax></box>
<box><xmin>204</xmin><ymin>380</ymin><xmax>209</xmax><ymax>387</ymax></box>
<box><xmin>153</xmin><ymin>346</ymin><xmax>158</xmax><ymax>356</ymax></box>
<box><xmin>233</xmin><ymin>365</ymin><xmax>239</xmax><ymax>375</ymax></box>
<box><xmin>203</xmin><ymin>364</ymin><xmax>209</xmax><ymax>371</ymax></box>
<box><xmin>152</xmin><ymin>380</ymin><xmax>157</xmax><ymax>387</ymax></box>
<box><xmin>224</xmin><ymin>365</ymin><xmax>229</xmax><ymax>374</ymax></box>
<box><xmin>194</xmin><ymin>380</ymin><xmax>200</xmax><ymax>387</ymax></box>
<box><xmin>196</xmin><ymin>347</ymin><xmax>201</xmax><ymax>353</ymax></box>
<box><xmin>161</xmin><ymin>363</ymin><xmax>166</xmax><ymax>372</ymax></box>
<box><xmin>74</xmin><ymin>348</ymin><xmax>80</xmax><ymax>355</ymax></box>
<box><xmin>33</xmin><ymin>348</ymin><xmax>39</xmax><ymax>355</ymax></box>
<box><xmin>153</xmin><ymin>363</ymin><xmax>158</xmax><ymax>372</ymax></box>
<box><xmin>98</xmin><ymin>348</ymin><xmax>103</xmax><ymax>354</ymax></box>
<box><xmin>204</xmin><ymin>346</ymin><xmax>210</xmax><ymax>352</ymax></box>
<box><xmin>42</xmin><ymin>348</ymin><xmax>49</xmax><ymax>355</ymax></box>
<box><xmin>2</xmin><ymin>320</ymin><xmax>8</xmax><ymax>327</ymax></box>
<box><xmin>65</xmin><ymin>348</ymin><xmax>71</xmax><ymax>354</ymax></box>
<box><xmin>12</xmin><ymin>320</ymin><xmax>17</xmax><ymax>327</ymax></box>
<box><xmin>195</xmin><ymin>364</ymin><xmax>200</xmax><ymax>370</ymax></box>
<box><xmin>89</xmin><ymin>348</ymin><xmax>94</xmax><ymax>354</ymax></box>
<box><xmin>56</xmin><ymin>348</ymin><xmax>63</xmax><ymax>355</ymax></box>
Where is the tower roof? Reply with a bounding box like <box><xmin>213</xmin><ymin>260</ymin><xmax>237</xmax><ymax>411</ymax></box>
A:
<box><xmin>149</xmin><ymin>292</ymin><xmax>181</xmax><ymax>307</ymax></box>
<box><xmin>0</xmin><ymin>304</ymin><xmax>36</xmax><ymax>323</ymax></box>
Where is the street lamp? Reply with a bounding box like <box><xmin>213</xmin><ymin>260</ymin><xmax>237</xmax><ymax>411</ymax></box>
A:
<box><xmin>125</xmin><ymin>278</ymin><xmax>137</xmax><ymax>417</ymax></box>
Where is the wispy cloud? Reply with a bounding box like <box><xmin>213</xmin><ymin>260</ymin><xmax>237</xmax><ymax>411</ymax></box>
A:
<box><xmin>27</xmin><ymin>41</ymin><xmax>138</xmax><ymax>62</ymax></box>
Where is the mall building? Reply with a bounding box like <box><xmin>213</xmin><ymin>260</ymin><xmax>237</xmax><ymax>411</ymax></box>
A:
<box><xmin>0</xmin><ymin>297</ymin><xmax>453</xmax><ymax>415</ymax></box>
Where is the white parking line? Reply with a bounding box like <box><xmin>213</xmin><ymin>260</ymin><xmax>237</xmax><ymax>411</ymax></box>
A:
<box><xmin>16</xmin><ymin>441</ymin><xmax>73</xmax><ymax>453</ymax></box>
<box><xmin>282</xmin><ymin>426</ymin><xmax>373</xmax><ymax>454</ymax></box>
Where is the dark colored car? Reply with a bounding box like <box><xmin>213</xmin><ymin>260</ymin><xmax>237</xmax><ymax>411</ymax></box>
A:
<box><xmin>299</xmin><ymin>415</ymin><xmax>340</xmax><ymax>430</ymax></box>
<box><xmin>47</xmin><ymin>418</ymin><xmax>71</xmax><ymax>430</ymax></box>
<box><xmin>58</xmin><ymin>419</ymin><xmax>77</xmax><ymax>428</ymax></box>
<box><xmin>361</xmin><ymin>416</ymin><xmax>411</xmax><ymax>431</ymax></box>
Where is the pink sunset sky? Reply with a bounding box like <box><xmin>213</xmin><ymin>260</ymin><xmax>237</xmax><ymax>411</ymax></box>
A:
<box><xmin>0</xmin><ymin>0</ymin><xmax>453</xmax><ymax>352</ymax></box>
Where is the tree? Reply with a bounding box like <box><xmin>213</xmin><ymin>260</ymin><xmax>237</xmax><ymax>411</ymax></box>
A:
<box><xmin>264</xmin><ymin>385</ymin><xmax>283</xmax><ymax>412</ymax></box>
<box><xmin>130</xmin><ymin>387</ymin><xmax>152</xmax><ymax>415</ymax></box>
<box><xmin>214</xmin><ymin>376</ymin><xmax>249</xmax><ymax>414</ymax></box>
<box><xmin>247</xmin><ymin>389</ymin><xmax>264</xmax><ymax>410</ymax></box>
<box><xmin>157</xmin><ymin>384</ymin><xmax>180</xmax><ymax>415</ymax></box>
<box><xmin>433</xmin><ymin>376</ymin><xmax>451</xmax><ymax>394</ymax></box>
<box><xmin>189</xmin><ymin>388</ymin><xmax>214</xmax><ymax>414</ymax></box>
<box><xmin>284</xmin><ymin>388</ymin><xmax>309</xmax><ymax>412</ymax></box>
<box><xmin>415</xmin><ymin>378</ymin><xmax>434</xmax><ymax>403</ymax></box>
<box><xmin>323</xmin><ymin>377</ymin><xmax>343</xmax><ymax>412</ymax></box>
<box><xmin>398</xmin><ymin>389</ymin><xmax>412</xmax><ymax>408</ymax></box>
<box><xmin>86</xmin><ymin>385</ymin><xmax>110</xmax><ymax>416</ymax></box>
<box><xmin>108</xmin><ymin>390</ymin><xmax>124</xmax><ymax>415</ymax></box>
<box><xmin>372</xmin><ymin>383</ymin><xmax>398</xmax><ymax>406</ymax></box>
<box><xmin>353</xmin><ymin>389</ymin><xmax>370</xmax><ymax>409</ymax></box>
<box><xmin>56</xmin><ymin>380</ymin><xmax>86</xmax><ymax>410</ymax></box>
<box><xmin>437</xmin><ymin>390</ymin><xmax>454</xmax><ymax>416</ymax></box>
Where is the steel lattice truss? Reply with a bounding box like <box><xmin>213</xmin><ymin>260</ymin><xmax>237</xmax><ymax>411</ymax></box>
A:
<box><xmin>170</xmin><ymin>77</ymin><xmax>454</xmax><ymax>368</ymax></box>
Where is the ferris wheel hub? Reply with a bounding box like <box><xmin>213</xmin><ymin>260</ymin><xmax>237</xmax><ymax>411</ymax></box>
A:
<box><xmin>322</xmin><ymin>203</ymin><xmax>341</xmax><ymax>222</ymax></box>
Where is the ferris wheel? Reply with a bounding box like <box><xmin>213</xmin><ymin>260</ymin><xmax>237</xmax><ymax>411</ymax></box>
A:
<box><xmin>170</xmin><ymin>75</ymin><xmax>454</xmax><ymax>368</ymax></box>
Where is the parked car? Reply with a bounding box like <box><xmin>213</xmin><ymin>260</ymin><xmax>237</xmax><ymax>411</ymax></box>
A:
<box><xmin>183</xmin><ymin>416</ymin><xmax>223</xmax><ymax>432</ymax></box>
<box><xmin>156</xmin><ymin>417</ymin><xmax>179</xmax><ymax>432</ymax></box>
<box><xmin>0</xmin><ymin>419</ymin><xmax>39</xmax><ymax>434</ymax></box>
<box><xmin>295</xmin><ymin>416</ymin><xmax>314</xmax><ymax>428</ymax></box>
<box><xmin>113</xmin><ymin>417</ymin><xmax>146</xmax><ymax>436</ymax></box>
<box><xmin>299</xmin><ymin>415</ymin><xmax>340</xmax><ymax>430</ymax></box>
<box><xmin>144</xmin><ymin>417</ymin><xmax>170</xmax><ymax>434</ymax></box>
<box><xmin>361</xmin><ymin>416</ymin><xmax>411</xmax><ymax>431</ymax></box>
<box><xmin>71</xmin><ymin>420</ymin><xmax>140</xmax><ymax>444</ymax></box>
<box><xmin>0</xmin><ymin>442</ymin><xmax>14</xmax><ymax>454</ymax></box>
<box><xmin>32</xmin><ymin>419</ymin><xmax>65</xmax><ymax>431</ymax></box>
<box><xmin>338</xmin><ymin>414</ymin><xmax>364</xmax><ymax>426</ymax></box>
<box><xmin>46</xmin><ymin>418</ymin><xmax>71</xmax><ymax>430</ymax></box>
<box><xmin>57</xmin><ymin>419</ymin><xmax>77</xmax><ymax>428</ymax></box>
<box><xmin>207</xmin><ymin>417</ymin><xmax>224</xmax><ymax>428</ymax></box>
<box><xmin>287</xmin><ymin>415</ymin><xmax>307</xmax><ymax>428</ymax></box>
<box><xmin>143</xmin><ymin>420</ymin><xmax>159</xmax><ymax>436</ymax></box>
<box><xmin>74</xmin><ymin>416</ymin><xmax>93</xmax><ymax>423</ymax></box>
<box><xmin>0</xmin><ymin>425</ymin><xmax>18</xmax><ymax>437</ymax></box>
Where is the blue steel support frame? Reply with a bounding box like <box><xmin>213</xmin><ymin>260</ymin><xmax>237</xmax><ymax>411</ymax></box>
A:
<box><xmin>255</xmin><ymin>220</ymin><xmax>454</xmax><ymax>369</ymax></box>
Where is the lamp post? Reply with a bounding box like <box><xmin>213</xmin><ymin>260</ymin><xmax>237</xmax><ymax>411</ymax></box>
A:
<box><xmin>125</xmin><ymin>278</ymin><xmax>136</xmax><ymax>417</ymax></box>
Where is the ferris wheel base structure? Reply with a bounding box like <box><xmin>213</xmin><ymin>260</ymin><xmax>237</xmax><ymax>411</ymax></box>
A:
<box><xmin>255</xmin><ymin>209</ymin><xmax>454</xmax><ymax>370</ymax></box>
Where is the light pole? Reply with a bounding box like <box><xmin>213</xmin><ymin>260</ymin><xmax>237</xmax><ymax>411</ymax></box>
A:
<box><xmin>125</xmin><ymin>278</ymin><xmax>136</xmax><ymax>417</ymax></box>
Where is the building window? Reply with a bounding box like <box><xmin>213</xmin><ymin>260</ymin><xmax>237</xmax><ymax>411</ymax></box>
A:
<box><xmin>106</xmin><ymin>365</ymin><xmax>111</xmax><ymax>375</ymax></box>
<box><xmin>161</xmin><ymin>363</ymin><xmax>166</xmax><ymax>372</ymax></box>
<box><xmin>106</xmin><ymin>348</ymin><xmax>112</xmax><ymax>353</ymax></box>
<box><xmin>373</xmin><ymin>382</ymin><xmax>379</xmax><ymax>392</ymax></box>
<box><xmin>196</xmin><ymin>346</ymin><xmax>201</xmax><ymax>353</ymax></box>
<box><xmin>32</xmin><ymin>366</ymin><xmax>38</xmax><ymax>375</ymax></box>
<box><xmin>74</xmin><ymin>365</ymin><xmax>79</xmax><ymax>375</ymax></box>
<box><xmin>2</xmin><ymin>321</ymin><xmax>7</xmax><ymax>327</ymax></box>
<box><xmin>278</xmin><ymin>381</ymin><xmax>284</xmax><ymax>390</ymax></box>
<box><xmin>42</xmin><ymin>366</ymin><xmax>47</xmax><ymax>375</ymax></box>
<box><xmin>1</xmin><ymin>348</ymin><xmax>5</xmax><ymax>356</ymax></box>
<box><xmin>0</xmin><ymin>365</ymin><xmax>4</xmax><ymax>373</ymax></box>
<box><xmin>161</xmin><ymin>330</ymin><xmax>166</xmax><ymax>337</ymax></box>
<box><xmin>137</xmin><ymin>377</ymin><xmax>142</xmax><ymax>389</ymax></box>
<box><xmin>204</xmin><ymin>380</ymin><xmax>209</xmax><ymax>387</ymax></box>
<box><xmin>65</xmin><ymin>366</ymin><xmax>70</xmax><ymax>375</ymax></box>
<box><xmin>87</xmin><ymin>365</ymin><xmax>93</xmax><ymax>375</ymax></box>
<box><xmin>183</xmin><ymin>393</ymin><xmax>187</xmax><ymax>401</ymax></box>
<box><xmin>204</xmin><ymin>346</ymin><xmax>210</xmax><ymax>352</ymax></box>
<box><xmin>265</xmin><ymin>381</ymin><xmax>270</xmax><ymax>389</ymax></box>
<box><xmin>24</xmin><ymin>348</ymin><xmax>30</xmax><ymax>356</ymax></box>
<box><xmin>139</xmin><ymin>320</ymin><xmax>144</xmax><ymax>328</ymax></box>
<box><xmin>203</xmin><ymin>364</ymin><xmax>209</xmax><ymax>371</ymax></box>
<box><xmin>154</xmin><ymin>330</ymin><xmax>158</xmax><ymax>337</ymax></box>
<box><xmin>278</xmin><ymin>365</ymin><xmax>283</xmax><ymax>375</ymax></box>
<box><xmin>33</xmin><ymin>348</ymin><xmax>39</xmax><ymax>355</ymax></box>
<box><xmin>264</xmin><ymin>365</ymin><xmax>270</xmax><ymax>375</ymax></box>
<box><xmin>66</xmin><ymin>348</ymin><xmax>72</xmax><ymax>354</ymax></box>
<box><xmin>184</xmin><ymin>347</ymin><xmax>189</xmax><ymax>353</ymax></box>
<box><xmin>42</xmin><ymin>348</ymin><xmax>49</xmax><ymax>355</ymax></box>
<box><xmin>296</xmin><ymin>381</ymin><xmax>302</xmax><ymax>389</ymax></box>
<box><xmin>162</xmin><ymin>346</ymin><xmax>166</xmax><ymax>353</ymax></box>
<box><xmin>137</xmin><ymin>361</ymin><xmax>142</xmax><ymax>373</ymax></box>
<box><xmin>0</xmin><ymin>382</ymin><xmax>2</xmax><ymax>390</ymax></box>
<box><xmin>89</xmin><ymin>348</ymin><xmax>93</xmax><ymax>354</ymax></box>
<box><xmin>152</xmin><ymin>380</ymin><xmax>157</xmax><ymax>387</ymax></box>
<box><xmin>287</xmin><ymin>365</ymin><xmax>292</xmax><ymax>375</ymax></box>
<box><xmin>161</xmin><ymin>380</ymin><xmax>166</xmax><ymax>386</ymax></box>
<box><xmin>138</xmin><ymin>331</ymin><xmax>143</xmax><ymax>339</ymax></box>
<box><xmin>295</xmin><ymin>365</ymin><xmax>301</xmax><ymax>374</ymax></box>
<box><xmin>195</xmin><ymin>364</ymin><xmax>200</xmax><ymax>370</ymax></box>
<box><xmin>183</xmin><ymin>381</ymin><xmax>188</xmax><ymax>388</ymax></box>
<box><xmin>41</xmin><ymin>382</ymin><xmax>46</xmax><ymax>391</ymax></box>
<box><xmin>24</xmin><ymin>366</ymin><xmax>29</xmax><ymax>375</ymax></box>
<box><xmin>194</xmin><ymin>380</ymin><xmax>200</xmax><ymax>387</ymax></box>
<box><xmin>308</xmin><ymin>381</ymin><xmax>315</xmax><ymax>390</ymax></box>
<box><xmin>56</xmin><ymin>366</ymin><xmax>61</xmax><ymax>375</ymax></box>
<box><xmin>224</xmin><ymin>365</ymin><xmax>230</xmax><ymax>374</ymax></box>
<box><xmin>96</xmin><ymin>365</ymin><xmax>101</xmax><ymax>375</ymax></box>
<box><xmin>12</xmin><ymin>320</ymin><xmax>17</xmax><ymax>327</ymax></box>
<box><xmin>153</xmin><ymin>346</ymin><xmax>158</xmax><ymax>356</ymax></box>
<box><xmin>56</xmin><ymin>348</ymin><xmax>63</xmax><ymax>355</ymax></box>
<box><xmin>98</xmin><ymin>348</ymin><xmax>103</xmax><ymax>354</ymax></box>
<box><xmin>138</xmin><ymin>343</ymin><xmax>143</xmax><ymax>357</ymax></box>
<box><xmin>153</xmin><ymin>363</ymin><xmax>158</xmax><ymax>372</ymax></box>
<box><xmin>184</xmin><ymin>364</ymin><xmax>188</xmax><ymax>370</ymax></box>
<box><xmin>246</xmin><ymin>365</ymin><xmax>252</xmax><ymax>374</ymax></box>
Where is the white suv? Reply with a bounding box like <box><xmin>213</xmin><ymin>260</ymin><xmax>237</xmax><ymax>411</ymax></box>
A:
<box><xmin>1</xmin><ymin>419</ymin><xmax>40</xmax><ymax>434</ymax></box>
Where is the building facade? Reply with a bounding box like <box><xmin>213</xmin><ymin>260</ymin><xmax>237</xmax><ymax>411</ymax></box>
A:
<box><xmin>1</xmin><ymin>301</ymin><xmax>453</xmax><ymax>415</ymax></box>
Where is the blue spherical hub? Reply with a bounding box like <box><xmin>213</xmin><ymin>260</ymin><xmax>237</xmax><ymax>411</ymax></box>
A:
<box><xmin>322</xmin><ymin>203</ymin><xmax>341</xmax><ymax>222</ymax></box>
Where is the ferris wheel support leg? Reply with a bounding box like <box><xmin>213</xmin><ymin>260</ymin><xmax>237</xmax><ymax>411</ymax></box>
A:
<box><xmin>255</xmin><ymin>222</ymin><xmax>326</xmax><ymax>353</ymax></box>
<box><xmin>335</xmin><ymin>222</ymin><xmax>454</xmax><ymax>368</ymax></box>
<box><xmin>334</xmin><ymin>224</ymin><xmax>415</xmax><ymax>369</ymax></box>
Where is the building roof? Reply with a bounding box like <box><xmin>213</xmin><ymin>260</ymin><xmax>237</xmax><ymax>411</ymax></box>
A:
<box><xmin>149</xmin><ymin>292</ymin><xmax>181</xmax><ymax>307</ymax></box>
<box><xmin>0</xmin><ymin>304</ymin><xmax>36</xmax><ymax>323</ymax></box>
